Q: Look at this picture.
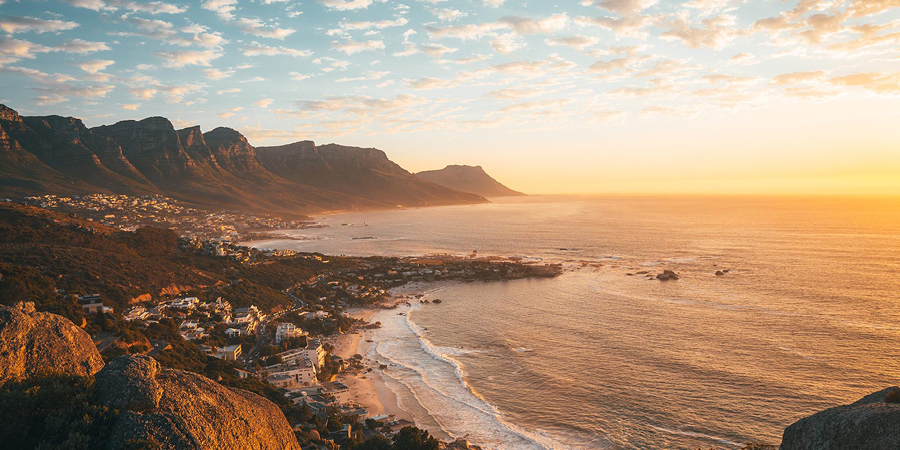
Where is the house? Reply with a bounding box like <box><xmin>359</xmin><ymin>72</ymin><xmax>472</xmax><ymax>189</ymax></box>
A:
<box><xmin>275</xmin><ymin>322</ymin><xmax>306</xmax><ymax>344</ymax></box>
<box><xmin>321</xmin><ymin>381</ymin><xmax>351</xmax><ymax>404</ymax></box>
<box><xmin>222</xmin><ymin>344</ymin><xmax>242</xmax><ymax>361</ymax></box>
<box><xmin>264</xmin><ymin>357</ymin><xmax>317</xmax><ymax>388</ymax></box>
<box><xmin>225</xmin><ymin>327</ymin><xmax>244</xmax><ymax>338</ymax></box>
<box><xmin>235</xmin><ymin>368</ymin><xmax>253</xmax><ymax>379</ymax></box>
<box><xmin>78</xmin><ymin>294</ymin><xmax>104</xmax><ymax>314</ymax></box>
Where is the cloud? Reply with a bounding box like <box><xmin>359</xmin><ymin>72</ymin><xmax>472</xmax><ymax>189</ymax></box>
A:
<box><xmin>331</xmin><ymin>39</ymin><xmax>385</xmax><ymax>54</ymax></box>
<box><xmin>63</xmin><ymin>0</ymin><xmax>186</xmax><ymax>14</ymax></box>
<box><xmin>574</xmin><ymin>14</ymin><xmax>653</xmax><ymax>38</ymax></box>
<box><xmin>254</xmin><ymin>98</ymin><xmax>274</xmax><ymax>108</ymax></box>
<box><xmin>201</xmin><ymin>0</ymin><xmax>237</xmax><ymax>19</ymax></box>
<box><xmin>154</xmin><ymin>49</ymin><xmax>222</xmax><ymax>67</ymax></box>
<box><xmin>545</xmin><ymin>35</ymin><xmax>600</xmax><ymax>50</ymax></box>
<box><xmin>242</xmin><ymin>42</ymin><xmax>312</xmax><ymax>57</ymax></box>
<box><xmin>584</xmin><ymin>0</ymin><xmax>658</xmax><ymax>15</ymax></box>
<box><xmin>53</xmin><ymin>39</ymin><xmax>111</xmax><ymax>54</ymax></box>
<box><xmin>0</xmin><ymin>16</ymin><xmax>79</xmax><ymax>34</ymax></box>
<box><xmin>771</xmin><ymin>71</ymin><xmax>826</xmax><ymax>85</ymax></box>
<box><xmin>660</xmin><ymin>14</ymin><xmax>742</xmax><ymax>49</ymax></box>
<box><xmin>202</xmin><ymin>68</ymin><xmax>233</xmax><ymax>79</ymax></box>
<box><xmin>235</xmin><ymin>18</ymin><xmax>295</xmax><ymax>40</ymax></box>
<box><xmin>317</xmin><ymin>0</ymin><xmax>377</xmax><ymax>11</ymax></box>
<box><xmin>78</xmin><ymin>59</ymin><xmax>114</xmax><ymax>74</ymax></box>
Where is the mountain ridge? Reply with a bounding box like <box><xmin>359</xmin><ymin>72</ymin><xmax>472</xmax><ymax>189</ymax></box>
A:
<box><xmin>0</xmin><ymin>104</ymin><xmax>487</xmax><ymax>217</ymax></box>
<box><xmin>416</xmin><ymin>164</ymin><xmax>525</xmax><ymax>198</ymax></box>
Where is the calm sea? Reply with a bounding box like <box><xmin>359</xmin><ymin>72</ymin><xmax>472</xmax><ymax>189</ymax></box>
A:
<box><xmin>257</xmin><ymin>195</ymin><xmax>900</xmax><ymax>449</ymax></box>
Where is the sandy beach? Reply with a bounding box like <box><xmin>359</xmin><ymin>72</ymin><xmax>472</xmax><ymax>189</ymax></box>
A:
<box><xmin>332</xmin><ymin>308</ymin><xmax>412</xmax><ymax>422</ymax></box>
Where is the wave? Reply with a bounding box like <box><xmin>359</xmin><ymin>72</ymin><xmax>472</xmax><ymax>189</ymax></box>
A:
<box><xmin>368</xmin><ymin>305</ymin><xmax>579</xmax><ymax>450</ymax></box>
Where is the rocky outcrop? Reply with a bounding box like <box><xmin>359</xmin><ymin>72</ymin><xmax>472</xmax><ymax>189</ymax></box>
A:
<box><xmin>416</xmin><ymin>164</ymin><xmax>525</xmax><ymax>198</ymax></box>
<box><xmin>96</xmin><ymin>355</ymin><xmax>301</xmax><ymax>450</ymax></box>
<box><xmin>0</xmin><ymin>302</ymin><xmax>104</xmax><ymax>384</ymax></box>
<box><xmin>91</xmin><ymin>117</ymin><xmax>197</xmax><ymax>183</ymax></box>
<box><xmin>203</xmin><ymin>127</ymin><xmax>264</xmax><ymax>173</ymax></box>
<box><xmin>781</xmin><ymin>387</ymin><xmax>900</xmax><ymax>449</ymax></box>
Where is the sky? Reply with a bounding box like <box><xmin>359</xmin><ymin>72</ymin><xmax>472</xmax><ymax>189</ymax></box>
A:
<box><xmin>0</xmin><ymin>0</ymin><xmax>899</xmax><ymax>195</ymax></box>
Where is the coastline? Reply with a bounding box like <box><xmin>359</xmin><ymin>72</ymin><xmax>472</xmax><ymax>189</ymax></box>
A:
<box><xmin>329</xmin><ymin>281</ymin><xmax>464</xmax><ymax>433</ymax></box>
<box><xmin>332</xmin><ymin>307</ymin><xmax>412</xmax><ymax>423</ymax></box>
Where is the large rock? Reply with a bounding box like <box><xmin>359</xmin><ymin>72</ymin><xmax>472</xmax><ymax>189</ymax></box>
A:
<box><xmin>97</xmin><ymin>355</ymin><xmax>301</xmax><ymax>450</ymax></box>
<box><xmin>781</xmin><ymin>387</ymin><xmax>900</xmax><ymax>449</ymax></box>
<box><xmin>0</xmin><ymin>302</ymin><xmax>104</xmax><ymax>384</ymax></box>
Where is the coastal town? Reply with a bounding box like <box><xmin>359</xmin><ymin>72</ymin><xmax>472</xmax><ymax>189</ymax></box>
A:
<box><xmin>19</xmin><ymin>193</ymin><xmax>315</xmax><ymax>240</ymax></box>
<box><xmin>55</xmin><ymin>207</ymin><xmax>562</xmax><ymax>449</ymax></box>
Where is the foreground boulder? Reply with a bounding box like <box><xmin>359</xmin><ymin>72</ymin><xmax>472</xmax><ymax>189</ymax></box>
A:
<box><xmin>782</xmin><ymin>387</ymin><xmax>900</xmax><ymax>449</ymax></box>
<box><xmin>0</xmin><ymin>302</ymin><xmax>104</xmax><ymax>384</ymax></box>
<box><xmin>96</xmin><ymin>355</ymin><xmax>300</xmax><ymax>449</ymax></box>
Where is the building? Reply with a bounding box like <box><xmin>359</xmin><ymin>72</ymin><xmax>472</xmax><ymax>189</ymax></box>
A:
<box><xmin>222</xmin><ymin>344</ymin><xmax>242</xmax><ymax>361</ymax></box>
<box><xmin>264</xmin><ymin>357</ymin><xmax>317</xmax><ymax>388</ymax></box>
<box><xmin>78</xmin><ymin>294</ymin><xmax>104</xmax><ymax>314</ymax></box>
<box><xmin>275</xmin><ymin>322</ymin><xmax>305</xmax><ymax>344</ymax></box>
<box><xmin>321</xmin><ymin>381</ymin><xmax>351</xmax><ymax>404</ymax></box>
<box><xmin>304</xmin><ymin>339</ymin><xmax>326</xmax><ymax>370</ymax></box>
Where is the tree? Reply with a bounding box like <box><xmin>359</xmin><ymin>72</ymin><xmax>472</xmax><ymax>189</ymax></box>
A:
<box><xmin>352</xmin><ymin>435</ymin><xmax>392</xmax><ymax>450</ymax></box>
<box><xmin>392</xmin><ymin>427</ymin><xmax>439</xmax><ymax>450</ymax></box>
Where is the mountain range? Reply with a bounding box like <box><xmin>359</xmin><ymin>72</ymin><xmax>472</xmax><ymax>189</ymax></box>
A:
<box><xmin>0</xmin><ymin>104</ymin><xmax>489</xmax><ymax>217</ymax></box>
<box><xmin>416</xmin><ymin>165</ymin><xmax>525</xmax><ymax>198</ymax></box>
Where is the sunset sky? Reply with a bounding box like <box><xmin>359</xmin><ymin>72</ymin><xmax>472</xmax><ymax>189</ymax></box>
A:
<box><xmin>1</xmin><ymin>0</ymin><xmax>898</xmax><ymax>195</ymax></box>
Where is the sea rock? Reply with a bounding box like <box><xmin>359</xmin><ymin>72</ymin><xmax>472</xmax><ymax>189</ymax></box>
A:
<box><xmin>781</xmin><ymin>387</ymin><xmax>900</xmax><ymax>450</ymax></box>
<box><xmin>97</xmin><ymin>355</ymin><xmax>301</xmax><ymax>450</ymax></box>
<box><xmin>0</xmin><ymin>302</ymin><xmax>104</xmax><ymax>385</ymax></box>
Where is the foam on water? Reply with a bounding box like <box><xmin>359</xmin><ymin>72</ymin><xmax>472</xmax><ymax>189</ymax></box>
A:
<box><xmin>367</xmin><ymin>304</ymin><xmax>579</xmax><ymax>450</ymax></box>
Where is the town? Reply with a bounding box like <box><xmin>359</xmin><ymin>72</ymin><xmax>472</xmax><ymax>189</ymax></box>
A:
<box><xmin>20</xmin><ymin>193</ymin><xmax>316</xmax><ymax>241</ymax></box>
<box><xmin>72</xmin><ymin>241</ymin><xmax>561</xmax><ymax>449</ymax></box>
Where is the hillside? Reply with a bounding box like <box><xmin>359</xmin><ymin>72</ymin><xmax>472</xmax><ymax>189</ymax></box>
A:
<box><xmin>0</xmin><ymin>203</ymin><xmax>351</xmax><ymax>319</ymax></box>
<box><xmin>415</xmin><ymin>165</ymin><xmax>525</xmax><ymax>198</ymax></box>
<box><xmin>0</xmin><ymin>104</ymin><xmax>486</xmax><ymax>216</ymax></box>
<box><xmin>257</xmin><ymin>141</ymin><xmax>486</xmax><ymax>207</ymax></box>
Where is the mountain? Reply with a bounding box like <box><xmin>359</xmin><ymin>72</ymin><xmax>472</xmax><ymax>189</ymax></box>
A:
<box><xmin>415</xmin><ymin>165</ymin><xmax>525</xmax><ymax>198</ymax></box>
<box><xmin>256</xmin><ymin>141</ymin><xmax>486</xmax><ymax>207</ymax></box>
<box><xmin>0</xmin><ymin>104</ymin><xmax>486</xmax><ymax>216</ymax></box>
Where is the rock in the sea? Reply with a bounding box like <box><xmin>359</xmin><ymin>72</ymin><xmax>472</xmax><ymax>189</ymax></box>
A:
<box><xmin>97</xmin><ymin>355</ymin><xmax>301</xmax><ymax>450</ymax></box>
<box><xmin>0</xmin><ymin>302</ymin><xmax>104</xmax><ymax>385</ymax></box>
<box><xmin>781</xmin><ymin>387</ymin><xmax>900</xmax><ymax>450</ymax></box>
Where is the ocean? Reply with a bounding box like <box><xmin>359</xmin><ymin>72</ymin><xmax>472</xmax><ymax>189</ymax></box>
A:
<box><xmin>255</xmin><ymin>195</ymin><xmax>900</xmax><ymax>449</ymax></box>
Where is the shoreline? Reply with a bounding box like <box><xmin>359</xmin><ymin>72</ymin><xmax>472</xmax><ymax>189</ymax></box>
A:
<box><xmin>329</xmin><ymin>281</ymin><xmax>463</xmax><ymax>430</ymax></box>
<box><xmin>332</xmin><ymin>307</ymin><xmax>413</xmax><ymax>423</ymax></box>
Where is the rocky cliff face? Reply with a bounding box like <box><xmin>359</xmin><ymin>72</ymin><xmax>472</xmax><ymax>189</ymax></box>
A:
<box><xmin>1</xmin><ymin>103</ymin><xmax>487</xmax><ymax>215</ymax></box>
<box><xmin>781</xmin><ymin>387</ymin><xmax>900</xmax><ymax>449</ymax></box>
<box><xmin>96</xmin><ymin>355</ymin><xmax>301</xmax><ymax>450</ymax></box>
<box><xmin>415</xmin><ymin>165</ymin><xmax>525</xmax><ymax>198</ymax></box>
<box><xmin>0</xmin><ymin>302</ymin><xmax>104</xmax><ymax>385</ymax></box>
<box><xmin>257</xmin><ymin>141</ymin><xmax>487</xmax><ymax>207</ymax></box>
<box><xmin>92</xmin><ymin>117</ymin><xmax>197</xmax><ymax>183</ymax></box>
<box><xmin>203</xmin><ymin>127</ymin><xmax>264</xmax><ymax>173</ymax></box>
<box><xmin>176</xmin><ymin>126</ymin><xmax>218</xmax><ymax>167</ymax></box>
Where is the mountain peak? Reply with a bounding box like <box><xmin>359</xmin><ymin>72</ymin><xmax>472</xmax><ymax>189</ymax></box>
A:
<box><xmin>416</xmin><ymin>165</ymin><xmax>525</xmax><ymax>198</ymax></box>
<box><xmin>0</xmin><ymin>104</ymin><xmax>23</xmax><ymax>123</ymax></box>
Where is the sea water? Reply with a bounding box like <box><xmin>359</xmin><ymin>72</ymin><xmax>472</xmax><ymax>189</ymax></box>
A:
<box><xmin>257</xmin><ymin>195</ymin><xmax>900</xmax><ymax>449</ymax></box>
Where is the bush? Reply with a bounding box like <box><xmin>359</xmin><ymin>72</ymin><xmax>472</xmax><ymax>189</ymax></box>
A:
<box><xmin>0</xmin><ymin>374</ymin><xmax>118</xmax><ymax>449</ymax></box>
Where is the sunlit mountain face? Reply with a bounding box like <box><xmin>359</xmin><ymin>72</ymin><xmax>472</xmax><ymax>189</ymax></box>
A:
<box><xmin>1</xmin><ymin>0</ymin><xmax>898</xmax><ymax>196</ymax></box>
